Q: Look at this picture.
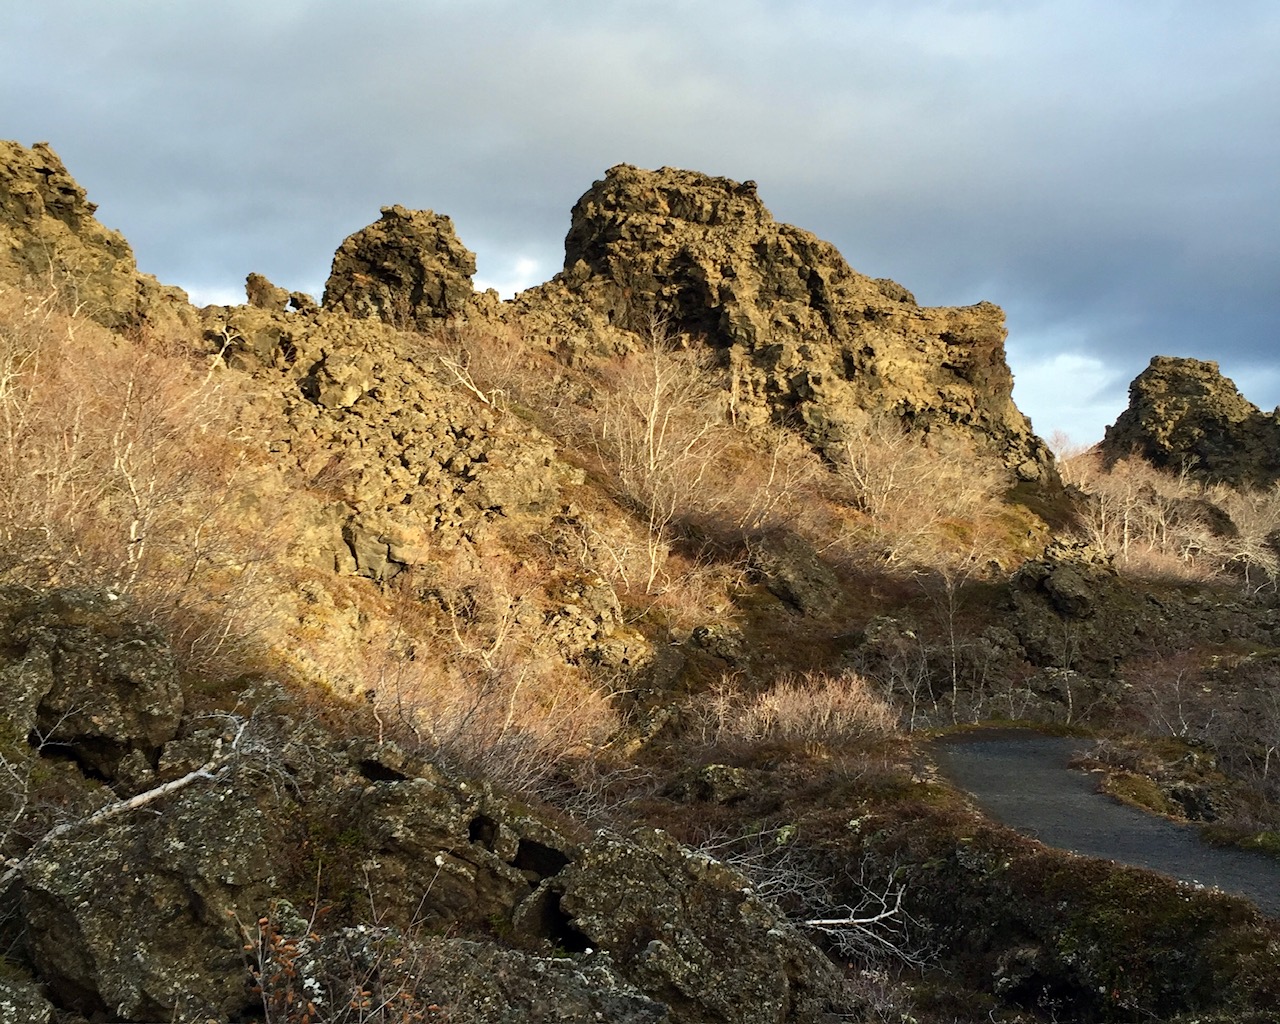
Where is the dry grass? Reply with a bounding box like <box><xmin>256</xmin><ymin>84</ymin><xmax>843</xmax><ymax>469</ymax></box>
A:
<box><xmin>695</xmin><ymin>670</ymin><xmax>899</xmax><ymax>747</ymax></box>
<box><xmin>347</xmin><ymin>557</ymin><xmax>622</xmax><ymax>795</ymax></box>
<box><xmin>830</xmin><ymin>414</ymin><xmax>1008</xmax><ymax>572</ymax></box>
<box><xmin>0</xmin><ymin>286</ymin><xmax>281</xmax><ymax>671</ymax></box>
<box><xmin>1062</xmin><ymin>448</ymin><xmax>1280</xmax><ymax>588</ymax></box>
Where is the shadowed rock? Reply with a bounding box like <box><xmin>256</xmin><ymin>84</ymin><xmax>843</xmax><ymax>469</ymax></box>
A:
<box><xmin>323</xmin><ymin>204</ymin><xmax>476</xmax><ymax>328</ymax></box>
<box><xmin>1102</xmin><ymin>355</ymin><xmax>1280</xmax><ymax>487</ymax></box>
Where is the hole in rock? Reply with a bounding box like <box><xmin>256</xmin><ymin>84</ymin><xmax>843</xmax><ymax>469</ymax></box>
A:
<box><xmin>533</xmin><ymin>890</ymin><xmax>591</xmax><ymax>954</ymax></box>
<box><xmin>358</xmin><ymin>759</ymin><xmax>408</xmax><ymax>782</ymax></box>
<box><xmin>512</xmin><ymin>838</ymin><xmax>570</xmax><ymax>880</ymax></box>
<box><xmin>469</xmin><ymin>814</ymin><xmax>498</xmax><ymax>850</ymax></box>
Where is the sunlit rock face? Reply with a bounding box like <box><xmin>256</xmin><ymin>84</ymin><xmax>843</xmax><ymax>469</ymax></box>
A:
<box><xmin>509</xmin><ymin>163</ymin><xmax>1054</xmax><ymax>482</ymax></box>
<box><xmin>323</xmin><ymin>204</ymin><xmax>477</xmax><ymax>329</ymax></box>
<box><xmin>0</xmin><ymin>140</ymin><xmax>192</xmax><ymax>332</ymax></box>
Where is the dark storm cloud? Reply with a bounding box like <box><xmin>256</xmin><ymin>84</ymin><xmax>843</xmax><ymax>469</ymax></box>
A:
<box><xmin>3</xmin><ymin>0</ymin><xmax>1277</xmax><ymax>441</ymax></box>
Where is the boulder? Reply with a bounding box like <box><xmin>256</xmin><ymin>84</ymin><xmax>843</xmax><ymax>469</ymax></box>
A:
<box><xmin>19</xmin><ymin>762</ymin><xmax>284</xmax><ymax>1021</ymax></box>
<box><xmin>555</xmin><ymin>828</ymin><xmax>844</xmax><ymax>1024</ymax></box>
<box><xmin>749</xmin><ymin>531</ymin><xmax>842</xmax><ymax>617</ymax></box>
<box><xmin>323</xmin><ymin>204</ymin><xmax>476</xmax><ymax>328</ymax></box>
<box><xmin>267</xmin><ymin>927</ymin><xmax>670</xmax><ymax>1024</ymax></box>
<box><xmin>0</xmin><ymin>589</ymin><xmax>184</xmax><ymax>780</ymax></box>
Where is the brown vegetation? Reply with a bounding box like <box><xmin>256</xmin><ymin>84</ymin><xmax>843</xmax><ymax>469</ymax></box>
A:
<box><xmin>0</xmin><ymin>287</ymin><xmax>280</xmax><ymax>670</ymax></box>
<box><xmin>1061</xmin><ymin>446</ymin><xmax>1280</xmax><ymax>588</ymax></box>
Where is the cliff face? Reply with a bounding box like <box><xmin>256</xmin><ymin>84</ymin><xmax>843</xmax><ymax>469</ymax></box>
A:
<box><xmin>0</xmin><ymin>141</ymin><xmax>191</xmax><ymax>332</ymax></box>
<box><xmin>1102</xmin><ymin>356</ymin><xmax>1280</xmax><ymax>486</ymax></box>
<box><xmin>512</xmin><ymin>164</ymin><xmax>1053</xmax><ymax>481</ymax></box>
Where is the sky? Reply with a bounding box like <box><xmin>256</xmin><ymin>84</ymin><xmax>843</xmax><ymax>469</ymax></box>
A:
<box><xmin>3</xmin><ymin>1</ymin><xmax>1278</xmax><ymax>445</ymax></box>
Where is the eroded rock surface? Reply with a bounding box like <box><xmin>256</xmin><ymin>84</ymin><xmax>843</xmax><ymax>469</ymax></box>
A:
<box><xmin>510</xmin><ymin>164</ymin><xmax>1053</xmax><ymax>481</ymax></box>
<box><xmin>557</xmin><ymin>828</ymin><xmax>844</xmax><ymax>1024</ymax></box>
<box><xmin>0</xmin><ymin>588</ymin><xmax>184</xmax><ymax>780</ymax></box>
<box><xmin>0</xmin><ymin>141</ymin><xmax>192</xmax><ymax>332</ymax></box>
<box><xmin>1102</xmin><ymin>356</ymin><xmax>1280</xmax><ymax>486</ymax></box>
<box><xmin>323</xmin><ymin>204</ymin><xmax>477</xmax><ymax>328</ymax></box>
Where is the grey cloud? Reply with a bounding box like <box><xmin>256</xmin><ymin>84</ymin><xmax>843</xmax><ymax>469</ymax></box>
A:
<box><xmin>3</xmin><ymin>0</ymin><xmax>1277</xmax><ymax>441</ymax></box>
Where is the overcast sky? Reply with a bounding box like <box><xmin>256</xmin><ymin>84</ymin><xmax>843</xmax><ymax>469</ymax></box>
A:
<box><xmin>4</xmin><ymin>1</ymin><xmax>1278</xmax><ymax>444</ymax></box>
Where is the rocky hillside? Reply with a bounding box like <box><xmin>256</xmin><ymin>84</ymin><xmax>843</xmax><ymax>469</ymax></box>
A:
<box><xmin>3</xmin><ymin>140</ymin><xmax>1280</xmax><ymax>1024</ymax></box>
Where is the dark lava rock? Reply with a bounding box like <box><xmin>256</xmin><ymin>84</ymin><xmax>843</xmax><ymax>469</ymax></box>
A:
<box><xmin>1102</xmin><ymin>356</ymin><xmax>1280</xmax><ymax>487</ymax></box>
<box><xmin>0</xmin><ymin>588</ymin><xmax>184</xmax><ymax>780</ymax></box>
<box><xmin>245</xmin><ymin>271</ymin><xmax>290</xmax><ymax>311</ymax></box>
<box><xmin>323</xmin><ymin>204</ymin><xmax>476</xmax><ymax>329</ymax></box>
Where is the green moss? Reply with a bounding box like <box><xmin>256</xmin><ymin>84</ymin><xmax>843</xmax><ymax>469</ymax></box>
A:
<box><xmin>1201</xmin><ymin>824</ymin><xmax>1280</xmax><ymax>860</ymax></box>
<box><xmin>1100</xmin><ymin>771</ymin><xmax>1182</xmax><ymax>817</ymax></box>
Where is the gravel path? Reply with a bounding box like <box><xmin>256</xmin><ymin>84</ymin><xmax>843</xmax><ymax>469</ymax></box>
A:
<box><xmin>931</xmin><ymin>729</ymin><xmax>1280</xmax><ymax>917</ymax></box>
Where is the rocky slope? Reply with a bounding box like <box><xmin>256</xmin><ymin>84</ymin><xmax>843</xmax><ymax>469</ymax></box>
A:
<box><xmin>4</xmin><ymin>139</ymin><xmax>1280</xmax><ymax>1024</ymax></box>
<box><xmin>0</xmin><ymin>587</ymin><xmax>842</xmax><ymax>1023</ymax></box>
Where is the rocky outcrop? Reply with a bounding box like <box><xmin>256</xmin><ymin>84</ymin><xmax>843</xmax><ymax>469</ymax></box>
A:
<box><xmin>556</xmin><ymin>828</ymin><xmax>843</xmax><ymax>1022</ymax></box>
<box><xmin>0</xmin><ymin>588</ymin><xmax>184</xmax><ymax>781</ymax></box>
<box><xmin>245</xmin><ymin>271</ymin><xmax>290</xmax><ymax>311</ymax></box>
<box><xmin>200</xmin><ymin>302</ymin><xmax>643</xmax><ymax>675</ymax></box>
<box><xmin>510</xmin><ymin>164</ymin><xmax>1054</xmax><ymax>482</ymax></box>
<box><xmin>1102</xmin><ymin>356</ymin><xmax>1280</xmax><ymax>487</ymax></box>
<box><xmin>204</xmin><ymin>303</ymin><xmax>569</xmax><ymax>537</ymax></box>
<box><xmin>323</xmin><ymin>205</ymin><xmax>477</xmax><ymax>328</ymax></box>
<box><xmin>0</xmin><ymin>590</ymin><xmax>844</xmax><ymax>1023</ymax></box>
<box><xmin>0</xmin><ymin>141</ymin><xmax>192</xmax><ymax>332</ymax></box>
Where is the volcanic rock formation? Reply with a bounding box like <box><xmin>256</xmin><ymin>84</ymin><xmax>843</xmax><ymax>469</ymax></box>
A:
<box><xmin>509</xmin><ymin>164</ymin><xmax>1054</xmax><ymax>481</ymax></box>
<box><xmin>1102</xmin><ymin>355</ymin><xmax>1280</xmax><ymax>487</ymax></box>
<box><xmin>323</xmin><ymin>204</ymin><xmax>477</xmax><ymax>329</ymax></box>
<box><xmin>0</xmin><ymin>141</ymin><xmax>191</xmax><ymax>332</ymax></box>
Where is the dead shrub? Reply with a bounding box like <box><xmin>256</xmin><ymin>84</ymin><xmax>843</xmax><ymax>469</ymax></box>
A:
<box><xmin>830</xmin><ymin>414</ymin><xmax>1006</xmax><ymax>571</ymax></box>
<box><xmin>696</xmin><ymin>671</ymin><xmax>898</xmax><ymax>747</ymax></box>
<box><xmin>431</xmin><ymin>319</ymin><xmax>539</xmax><ymax>413</ymax></box>
<box><xmin>0</xmin><ymin>286</ymin><xmax>280</xmax><ymax>671</ymax></box>
<box><xmin>594</xmin><ymin>336</ymin><xmax>731</xmax><ymax>589</ymax></box>
<box><xmin>1063</xmin><ymin>448</ymin><xmax>1280</xmax><ymax>587</ymax></box>
<box><xmin>358</xmin><ymin>559</ymin><xmax>620</xmax><ymax>796</ymax></box>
